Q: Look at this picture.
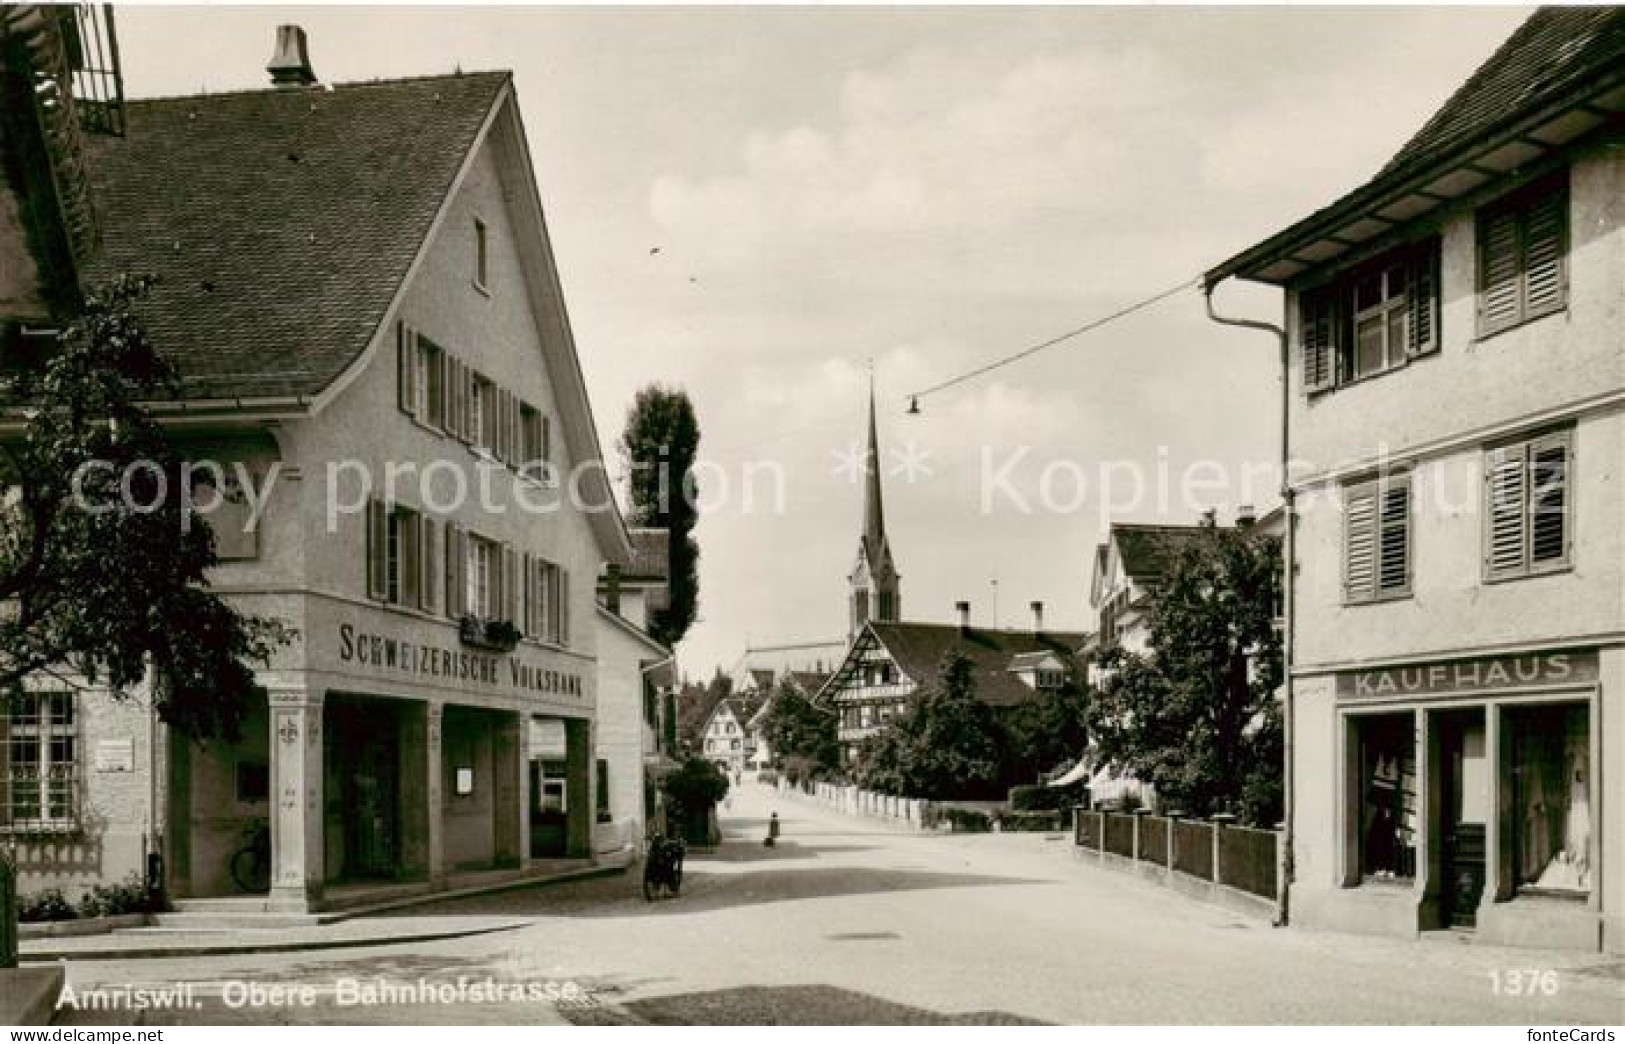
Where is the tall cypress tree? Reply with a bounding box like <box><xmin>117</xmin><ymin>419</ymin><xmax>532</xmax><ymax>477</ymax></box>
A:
<box><xmin>619</xmin><ymin>385</ymin><xmax>701</xmax><ymax>647</ymax></box>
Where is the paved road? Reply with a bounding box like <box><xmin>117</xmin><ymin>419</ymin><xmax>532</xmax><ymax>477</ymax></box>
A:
<box><xmin>56</xmin><ymin>781</ymin><xmax>1623</xmax><ymax>1025</ymax></box>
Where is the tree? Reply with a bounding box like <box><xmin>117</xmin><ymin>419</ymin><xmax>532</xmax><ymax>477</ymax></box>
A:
<box><xmin>854</xmin><ymin>652</ymin><xmax>1005</xmax><ymax>800</ymax></box>
<box><xmin>660</xmin><ymin>756</ymin><xmax>730</xmax><ymax>845</ymax></box>
<box><xmin>760</xmin><ymin>677</ymin><xmax>839</xmax><ymax>785</ymax></box>
<box><xmin>1085</xmin><ymin>516</ymin><xmax>1283</xmax><ymax>824</ymax></box>
<box><xmin>676</xmin><ymin>668</ymin><xmax>731</xmax><ymax>753</ymax></box>
<box><xmin>0</xmin><ymin>277</ymin><xmax>291</xmax><ymax>741</ymax></box>
<box><xmin>1000</xmin><ymin>670</ymin><xmax>1090</xmax><ymax>784</ymax></box>
<box><xmin>619</xmin><ymin>386</ymin><xmax>700</xmax><ymax>647</ymax></box>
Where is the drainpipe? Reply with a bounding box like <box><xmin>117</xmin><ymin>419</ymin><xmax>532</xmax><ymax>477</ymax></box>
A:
<box><xmin>1203</xmin><ymin>281</ymin><xmax>1296</xmax><ymax>928</ymax></box>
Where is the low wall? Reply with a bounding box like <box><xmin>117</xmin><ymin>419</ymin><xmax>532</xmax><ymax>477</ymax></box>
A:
<box><xmin>1074</xmin><ymin>808</ymin><xmax>1281</xmax><ymax>921</ymax></box>
<box><xmin>779</xmin><ymin>781</ymin><xmax>931</xmax><ymax>831</ymax></box>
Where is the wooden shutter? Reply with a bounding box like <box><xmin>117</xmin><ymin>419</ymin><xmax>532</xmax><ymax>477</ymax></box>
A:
<box><xmin>1485</xmin><ymin>445</ymin><xmax>1527</xmax><ymax>578</ymax></box>
<box><xmin>1376</xmin><ymin>483</ymin><xmax>1410</xmax><ymax>595</ymax></box>
<box><xmin>1479</xmin><ymin>208</ymin><xmax>1522</xmax><ymax>334</ymax></box>
<box><xmin>445</xmin><ymin>524</ymin><xmax>465</xmax><ymax>617</ymax></box>
<box><xmin>501</xmin><ymin>544</ymin><xmax>518</xmax><ymax>623</ymax></box>
<box><xmin>1343</xmin><ymin>487</ymin><xmax>1377</xmax><ymax>602</ymax></box>
<box><xmin>1522</xmin><ymin>188</ymin><xmax>1567</xmax><ymax>319</ymax></box>
<box><xmin>1528</xmin><ymin>432</ymin><xmax>1570</xmax><ymax>569</ymax></box>
<box><xmin>419</xmin><ymin>516</ymin><xmax>440</xmax><ymax>612</ymax></box>
<box><xmin>1300</xmin><ymin>289</ymin><xmax>1335</xmax><ymax>393</ymax></box>
<box><xmin>366</xmin><ymin>499</ymin><xmax>389</xmax><ymax>600</ymax></box>
<box><xmin>559</xmin><ymin>570</ymin><xmax>571</xmax><ymax>646</ymax></box>
<box><xmin>397</xmin><ymin>323</ymin><xmax>418</xmax><ymax>418</ymax></box>
<box><xmin>445</xmin><ymin>356</ymin><xmax>460</xmax><ymax>438</ymax></box>
<box><xmin>1407</xmin><ymin>241</ymin><xmax>1439</xmax><ymax>357</ymax></box>
<box><xmin>399</xmin><ymin>511</ymin><xmax>420</xmax><ymax>607</ymax></box>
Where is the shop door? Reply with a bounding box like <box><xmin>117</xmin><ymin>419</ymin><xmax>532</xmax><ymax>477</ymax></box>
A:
<box><xmin>530</xmin><ymin>759</ymin><xmax>569</xmax><ymax>858</ymax></box>
<box><xmin>339</xmin><ymin>711</ymin><xmax>399</xmax><ymax>879</ymax></box>
<box><xmin>1440</xmin><ymin>711</ymin><xmax>1488</xmax><ymax>928</ymax></box>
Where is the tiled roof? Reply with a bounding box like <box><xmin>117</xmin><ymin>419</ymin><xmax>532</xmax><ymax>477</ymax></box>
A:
<box><xmin>864</xmin><ymin>622</ymin><xmax>1087</xmax><ymax>709</ymax></box>
<box><xmin>625</xmin><ymin>527</ymin><xmax>670</xmax><ymax>581</ymax></box>
<box><xmin>1111</xmin><ymin>523</ymin><xmax>1210</xmax><ymax>586</ymax></box>
<box><xmin>1381</xmin><ymin>8</ymin><xmax>1625</xmax><ymax>176</ymax></box>
<box><xmin>82</xmin><ymin>72</ymin><xmax>510</xmax><ymax>400</ymax></box>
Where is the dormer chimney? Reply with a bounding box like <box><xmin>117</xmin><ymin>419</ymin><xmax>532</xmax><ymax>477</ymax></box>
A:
<box><xmin>1030</xmin><ymin>600</ymin><xmax>1045</xmax><ymax>635</ymax></box>
<box><xmin>267</xmin><ymin>25</ymin><xmax>316</xmax><ymax>87</ymax></box>
<box><xmin>1236</xmin><ymin>504</ymin><xmax>1256</xmax><ymax>528</ymax></box>
<box><xmin>955</xmin><ymin>601</ymin><xmax>971</xmax><ymax>632</ymax></box>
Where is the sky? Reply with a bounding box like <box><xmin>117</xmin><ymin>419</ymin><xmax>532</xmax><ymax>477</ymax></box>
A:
<box><xmin>113</xmin><ymin>4</ymin><xmax>1533</xmax><ymax>678</ymax></box>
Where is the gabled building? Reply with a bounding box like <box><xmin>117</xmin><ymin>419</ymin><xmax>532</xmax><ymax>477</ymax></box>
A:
<box><xmin>700</xmin><ymin>696</ymin><xmax>761</xmax><ymax>775</ymax></box>
<box><xmin>4</xmin><ymin>26</ymin><xmax>635</xmax><ymax>913</ymax></box>
<box><xmin>1206</xmin><ymin>7</ymin><xmax>1625</xmax><ymax>953</ymax></box>
<box><xmin>822</xmin><ymin>605</ymin><xmax>1087</xmax><ymax>766</ymax></box>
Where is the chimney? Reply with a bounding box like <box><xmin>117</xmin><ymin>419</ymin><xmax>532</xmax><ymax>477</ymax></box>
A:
<box><xmin>604</xmin><ymin>563</ymin><xmax>622</xmax><ymax>615</ymax></box>
<box><xmin>1030</xmin><ymin>600</ymin><xmax>1045</xmax><ymax>635</ymax></box>
<box><xmin>1236</xmin><ymin>504</ymin><xmax>1256</xmax><ymax>528</ymax></box>
<box><xmin>955</xmin><ymin>601</ymin><xmax>971</xmax><ymax>632</ymax></box>
<box><xmin>267</xmin><ymin>25</ymin><xmax>316</xmax><ymax>87</ymax></box>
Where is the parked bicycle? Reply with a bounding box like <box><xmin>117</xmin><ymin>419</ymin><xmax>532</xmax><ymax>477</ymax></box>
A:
<box><xmin>642</xmin><ymin>833</ymin><xmax>685</xmax><ymax>901</ymax></box>
<box><xmin>230</xmin><ymin>817</ymin><xmax>272</xmax><ymax>893</ymax></box>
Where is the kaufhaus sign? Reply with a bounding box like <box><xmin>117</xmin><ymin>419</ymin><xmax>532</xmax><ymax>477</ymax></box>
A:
<box><xmin>1336</xmin><ymin>649</ymin><xmax>1599</xmax><ymax>702</ymax></box>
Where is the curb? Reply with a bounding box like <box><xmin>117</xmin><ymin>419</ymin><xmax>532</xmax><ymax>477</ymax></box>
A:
<box><xmin>20</xmin><ymin>863</ymin><xmax>627</xmax><ymax>963</ymax></box>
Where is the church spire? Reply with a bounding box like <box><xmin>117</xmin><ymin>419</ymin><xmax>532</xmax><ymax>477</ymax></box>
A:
<box><xmin>850</xmin><ymin>372</ymin><xmax>899</xmax><ymax>637</ymax></box>
<box><xmin>862</xmin><ymin>372</ymin><xmax>887</xmax><ymax>561</ymax></box>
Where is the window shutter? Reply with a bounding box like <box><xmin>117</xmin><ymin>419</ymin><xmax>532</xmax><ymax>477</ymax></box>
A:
<box><xmin>1407</xmin><ymin>242</ymin><xmax>1439</xmax><ymax>357</ymax></box>
<box><xmin>445</xmin><ymin>356</ymin><xmax>460</xmax><ymax>438</ymax></box>
<box><xmin>445</xmin><ymin>524</ymin><xmax>465</xmax><ymax>617</ymax></box>
<box><xmin>541</xmin><ymin>416</ymin><xmax>552</xmax><ymax>471</ymax></box>
<box><xmin>397</xmin><ymin>323</ymin><xmax>418</xmax><ymax>418</ymax></box>
<box><xmin>1523</xmin><ymin>189</ymin><xmax>1566</xmax><ymax>319</ymax></box>
<box><xmin>366</xmin><ymin>499</ymin><xmax>389</xmax><ymax>600</ymax></box>
<box><xmin>1377</xmin><ymin>483</ymin><xmax>1410</xmax><ymax>595</ymax></box>
<box><xmin>501</xmin><ymin>544</ymin><xmax>518</xmax><ymax>623</ymax></box>
<box><xmin>1300</xmin><ymin>291</ymin><xmax>1334</xmax><ymax>393</ymax></box>
<box><xmin>399</xmin><ymin>511</ymin><xmax>420</xmax><ymax>607</ymax></box>
<box><xmin>1528</xmin><ymin>433</ymin><xmax>1570</xmax><ymax>568</ymax></box>
<box><xmin>1343</xmin><ymin>488</ymin><xmax>1377</xmax><ymax>602</ymax></box>
<box><xmin>560</xmin><ymin>570</ymin><xmax>571</xmax><ymax>646</ymax></box>
<box><xmin>1479</xmin><ymin>209</ymin><xmax>1522</xmax><ymax>334</ymax></box>
<box><xmin>1485</xmin><ymin>446</ymin><xmax>1527</xmax><ymax>578</ymax></box>
<box><xmin>419</xmin><ymin>517</ymin><xmax>439</xmax><ymax>613</ymax></box>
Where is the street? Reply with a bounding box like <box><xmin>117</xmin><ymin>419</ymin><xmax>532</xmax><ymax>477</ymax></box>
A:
<box><xmin>56</xmin><ymin>781</ymin><xmax>1622</xmax><ymax>1026</ymax></box>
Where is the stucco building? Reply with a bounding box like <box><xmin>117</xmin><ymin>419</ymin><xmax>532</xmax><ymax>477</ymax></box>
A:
<box><xmin>1206</xmin><ymin>8</ymin><xmax>1624</xmax><ymax>952</ymax></box>
<box><xmin>4</xmin><ymin>29</ymin><xmax>637</xmax><ymax>915</ymax></box>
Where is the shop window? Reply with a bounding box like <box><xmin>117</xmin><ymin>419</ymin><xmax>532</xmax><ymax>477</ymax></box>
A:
<box><xmin>1510</xmin><ymin>703</ymin><xmax>1590</xmax><ymax>895</ymax></box>
<box><xmin>0</xmin><ymin>692</ymin><xmax>77</xmax><ymax>831</ymax></box>
<box><xmin>1355</xmin><ymin>713</ymin><xmax>1417</xmax><ymax>881</ymax></box>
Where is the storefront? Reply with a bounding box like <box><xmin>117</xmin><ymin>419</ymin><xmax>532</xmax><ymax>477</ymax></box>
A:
<box><xmin>1313</xmin><ymin>648</ymin><xmax>1604</xmax><ymax>950</ymax></box>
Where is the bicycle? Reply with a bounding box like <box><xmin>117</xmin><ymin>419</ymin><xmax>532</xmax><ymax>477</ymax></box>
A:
<box><xmin>230</xmin><ymin>817</ymin><xmax>272</xmax><ymax>893</ymax></box>
<box><xmin>642</xmin><ymin>833</ymin><xmax>685</xmax><ymax>901</ymax></box>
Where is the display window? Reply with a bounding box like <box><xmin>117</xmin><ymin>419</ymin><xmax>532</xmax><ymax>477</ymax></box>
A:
<box><xmin>1358</xmin><ymin>713</ymin><xmax>1417</xmax><ymax>881</ymax></box>
<box><xmin>1510</xmin><ymin>703</ymin><xmax>1590</xmax><ymax>895</ymax></box>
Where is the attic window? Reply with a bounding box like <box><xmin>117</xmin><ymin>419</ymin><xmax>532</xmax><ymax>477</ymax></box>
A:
<box><xmin>473</xmin><ymin>218</ymin><xmax>490</xmax><ymax>293</ymax></box>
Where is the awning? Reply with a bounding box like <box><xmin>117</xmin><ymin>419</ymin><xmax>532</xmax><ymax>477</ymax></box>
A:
<box><xmin>1046</xmin><ymin>758</ymin><xmax>1092</xmax><ymax>788</ymax></box>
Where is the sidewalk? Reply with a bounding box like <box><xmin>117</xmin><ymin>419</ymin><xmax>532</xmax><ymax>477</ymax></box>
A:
<box><xmin>21</xmin><ymin>862</ymin><xmax>625</xmax><ymax>962</ymax></box>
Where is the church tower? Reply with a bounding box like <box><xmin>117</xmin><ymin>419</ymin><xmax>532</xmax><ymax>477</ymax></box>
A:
<box><xmin>850</xmin><ymin>381</ymin><xmax>900</xmax><ymax>638</ymax></box>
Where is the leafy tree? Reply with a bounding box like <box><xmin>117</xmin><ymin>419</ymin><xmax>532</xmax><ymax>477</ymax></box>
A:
<box><xmin>0</xmin><ymin>277</ymin><xmax>291</xmax><ymax>741</ymax></box>
<box><xmin>1000</xmin><ymin>670</ymin><xmax>1090</xmax><ymax>784</ymax></box>
<box><xmin>760</xmin><ymin>677</ymin><xmax>839</xmax><ymax>784</ymax></box>
<box><xmin>619</xmin><ymin>386</ymin><xmax>700</xmax><ymax>647</ymax></box>
<box><xmin>660</xmin><ymin>756</ymin><xmax>730</xmax><ymax>845</ymax></box>
<box><xmin>855</xmin><ymin>652</ymin><xmax>1004</xmax><ymax>800</ymax></box>
<box><xmin>1085</xmin><ymin>515</ymin><xmax>1283</xmax><ymax>824</ymax></box>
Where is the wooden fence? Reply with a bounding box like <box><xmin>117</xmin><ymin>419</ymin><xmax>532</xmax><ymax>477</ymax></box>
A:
<box><xmin>1074</xmin><ymin>808</ymin><xmax>1280</xmax><ymax>906</ymax></box>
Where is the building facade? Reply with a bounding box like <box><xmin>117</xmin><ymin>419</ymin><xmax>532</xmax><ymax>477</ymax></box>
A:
<box><xmin>1207</xmin><ymin>8</ymin><xmax>1624</xmax><ymax>952</ymax></box>
<box><xmin>3</xmin><ymin>33</ymin><xmax>635</xmax><ymax>913</ymax></box>
<box><xmin>700</xmin><ymin>698</ymin><xmax>759</xmax><ymax>776</ymax></box>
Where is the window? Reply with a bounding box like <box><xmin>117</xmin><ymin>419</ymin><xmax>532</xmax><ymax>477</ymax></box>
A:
<box><xmin>877</xmin><ymin>591</ymin><xmax>895</xmax><ymax>620</ymax></box>
<box><xmin>417</xmin><ymin>336</ymin><xmax>446</xmax><ymax>429</ymax></box>
<box><xmin>465</xmin><ymin>534</ymin><xmax>499</xmax><ymax>620</ymax></box>
<box><xmin>1477</xmin><ymin>174</ymin><xmax>1567</xmax><ymax>337</ymax></box>
<box><xmin>523</xmin><ymin>557</ymin><xmax>569</xmax><ymax>644</ymax></box>
<box><xmin>367</xmin><ymin>500</ymin><xmax>438</xmax><ymax>611</ymax></box>
<box><xmin>474</xmin><ymin>218</ymin><xmax>489</xmax><ymax>291</ymax></box>
<box><xmin>1343</xmin><ymin>473</ymin><xmax>1411</xmax><ymax>603</ymax></box>
<box><xmin>1355</xmin><ymin>712</ymin><xmax>1417</xmax><ymax>881</ymax></box>
<box><xmin>1509</xmin><ymin>703</ymin><xmax>1589</xmax><ymax>895</ymax></box>
<box><xmin>469</xmin><ymin>376</ymin><xmax>489</xmax><ymax>451</ymax></box>
<box><xmin>520</xmin><ymin>404</ymin><xmax>551</xmax><ymax>482</ymax></box>
<box><xmin>1485</xmin><ymin>429</ymin><xmax>1572</xmax><ymax>581</ymax></box>
<box><xmin>1</xmin><ymin>692</ymin><xmax>77</xmax><ymax>831</ymax></box>
<box><xmin>1299</xmin><ymin>238</ymin><xmax>1439</xmax><ymax>393</ymax></box>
